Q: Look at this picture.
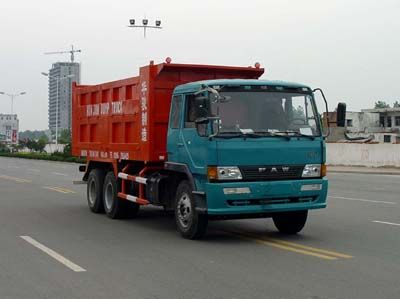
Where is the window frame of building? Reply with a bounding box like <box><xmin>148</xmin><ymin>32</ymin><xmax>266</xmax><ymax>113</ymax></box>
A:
<box><xmin>346</xmin><ymin>119</ymin><xmax>353</xmax><ymax>127</ymax></box>
<box><xmin>383</xmin><ymin>135</ymin><xmax>391</xmax><ymax>143</ymax></box>
<box><xmin>395</xmin><ymin>116</ymin><xmax>400</xmax><ymax>127</ymax></box>
<box><xmin>380</xmin><ymin>116</ymin><xmax>385</xmax><ymax>127</ymax></box>
<box><xmin>387</xmin><ymin>116</ymin><xmax>392</xmax><ymax>127</ymax></box>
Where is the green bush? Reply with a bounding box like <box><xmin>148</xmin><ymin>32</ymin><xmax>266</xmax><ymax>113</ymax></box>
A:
<box><xmin>0</xmin><ymin>151</ymin><xmax>85</xmax><ymax>163</ymax></box>
<box><xmin>0</xmin><ymin>143</ymin><xmax>10</xmax><ymax>153</ymax></box>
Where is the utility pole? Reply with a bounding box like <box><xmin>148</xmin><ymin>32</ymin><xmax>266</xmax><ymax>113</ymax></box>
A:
<box><xmin>128</xmin><ymin>18</ymin><xmax>162</xmax><ymax>38</ymax></box>
<box><xmin>0</xmin><ymin>91</ymin><xmax>26</xmax><ymax>114</ymax></box>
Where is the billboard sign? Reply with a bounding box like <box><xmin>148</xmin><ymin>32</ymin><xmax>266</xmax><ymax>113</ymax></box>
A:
<box><xmin>12</xmin><ymin>130</ymin><xmax>17</xmax><ymax>143</ymax></box>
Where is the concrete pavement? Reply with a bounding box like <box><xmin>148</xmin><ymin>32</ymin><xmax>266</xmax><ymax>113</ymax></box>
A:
<box><xmin>1</xmin><ymin>157</ymin><xmax>400</xmax><ymax>299</ymax></box>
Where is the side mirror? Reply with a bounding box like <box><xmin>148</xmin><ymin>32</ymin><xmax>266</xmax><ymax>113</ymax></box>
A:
<box><xmin>195</xmin><ymin>117</ymin><xmax>209</xmax><ymax>137</ymax></box>
<box><xmin>336</xmin><ymin>102</ymin><xmax>346</xmax><ymax>127</ymax></box>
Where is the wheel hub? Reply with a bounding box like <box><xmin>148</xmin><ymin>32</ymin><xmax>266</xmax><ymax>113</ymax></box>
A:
<box><xmin>177</xmin><ymin>193</ymin><xmax>192</xmax><ymax>228</ymax></box>
<box><xmin>88</xmin><ymin>180</ymin><xmax>96</xmax><ymax>206</ymax></box>
<box><xmin>104</xmin><ymin>182</ymin><xmax>114</xmax><ymax>211</ymax></box>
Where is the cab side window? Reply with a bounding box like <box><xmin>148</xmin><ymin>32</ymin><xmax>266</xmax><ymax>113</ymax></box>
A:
<box><xmin>185</xmin><ymin>94</ymin><xmax>209</xmax><ymax>128</ymax></box>
<box><xmin>170</xmin><ymin>95</ymin><xmax>181</xmax><ymax>129</ymax></box>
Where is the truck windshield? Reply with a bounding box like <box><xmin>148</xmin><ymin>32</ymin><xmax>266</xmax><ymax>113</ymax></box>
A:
<box><xmin>210</xmin><ymin>89</ymin><xmax>321</xmax><ymax>137</ymax></box>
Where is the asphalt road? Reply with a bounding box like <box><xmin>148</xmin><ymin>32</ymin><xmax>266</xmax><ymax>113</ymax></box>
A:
<box><xmin>0</xmin><ymin>156</ymin><xmax>399</xmax><ymax>299</ymax></box>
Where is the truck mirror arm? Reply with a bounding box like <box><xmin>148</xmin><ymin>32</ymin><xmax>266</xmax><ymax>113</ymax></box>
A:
<box><xmin>313</xmin><ymin>88</ymin><xmax>330</xmax><ymax>138</ymax></box>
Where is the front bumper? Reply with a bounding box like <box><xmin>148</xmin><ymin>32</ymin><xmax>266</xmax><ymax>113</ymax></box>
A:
<box><xmin>204</xmin><ymin>178</ymin><xmax>328</xmax><ymax>215</ymax></box>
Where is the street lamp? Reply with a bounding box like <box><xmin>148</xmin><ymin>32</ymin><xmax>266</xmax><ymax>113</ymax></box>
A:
<box><xmin>41</xmin><ymin>72</ymin><xmax>74</xmax><ymax>145</ymax></box>
<box><xmin>0</xmin><ymin>91</ymin><xmax>26</xmax><ymax>114</ymax></box>
<box><xmin>128</xmin><ymin>18</ymin><xmax>162</xmax><ymax>38</ymax></box>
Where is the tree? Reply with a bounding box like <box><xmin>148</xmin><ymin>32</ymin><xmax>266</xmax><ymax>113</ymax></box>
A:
<box><xmin>393</xmin><ymin>101</ymin><xmax>400</xmax><ymax>108</ymax></box>
<box><xmin>39</xmin><ymin>134</ymin><xmax>49</xmax><ymax>144</ymax></box>
<box><xmin>36</xmin><ymin>138</ymin><xmax>46</xmax><ymax>153</ymax></box>
<box><xmin>58</xmin><ymin>129</ymin><xmax>71</xmax><ymax>144</ymax></box>
<box><xmin>0</xmin><ymin>143</ymin><xmax>10</xmax><ymax>153</ymax></box>
<box><xmin>36</xmin><ymin>135</ymin><xmax>48</xmax><ymax>153</ymax></box>
<box><xmin>26</xmin><ymin>139</ymin><xmax>36</xmax><ymax>152</ymax></box>
<box><xmin>374</xmin><ymin>101</ymin><xmax>390</xmax><ymax>109</ymax></box>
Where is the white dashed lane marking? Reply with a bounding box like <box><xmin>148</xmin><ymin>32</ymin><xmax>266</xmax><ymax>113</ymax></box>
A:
<box><xmin>20</xmin><ymin>236</ymin><xmax>86</xmax><ymax>272</ymax></box>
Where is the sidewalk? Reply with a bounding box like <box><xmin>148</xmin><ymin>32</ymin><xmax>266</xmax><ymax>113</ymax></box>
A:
<box><xmin>328</xmin><ymin>165</ymin><xmax>400</xmax><ymax>175</ymax></box>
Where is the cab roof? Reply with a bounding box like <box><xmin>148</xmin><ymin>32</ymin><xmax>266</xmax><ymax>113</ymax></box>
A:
<box><xmin>174</xmin><ymin>79</ymin><xmax>311</xmax><ymax>94</ymax></box>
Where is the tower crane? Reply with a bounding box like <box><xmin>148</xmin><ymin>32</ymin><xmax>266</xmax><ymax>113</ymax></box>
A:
<box><xmin>44</xmin><ymin>45</ymin><xmax>82</xmax><ymax>62</ymax></box>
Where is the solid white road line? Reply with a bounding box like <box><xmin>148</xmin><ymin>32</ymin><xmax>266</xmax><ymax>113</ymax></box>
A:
<box><xmin>28</xmin><ymin>168</ymin><xmax>40</xmax><ymax>172</ymax></box>
<box><xmin>373</xmin><ymin>221</ymin><xmax>400</xmax><ymax>227</ymax></box>
<box><xmin>20</xmin><ymin>236</ymin><xmax>86</xmax><ymax>272</ymax></box>
<box><xmin>329</xmin><ymin>196</ymin><xmax>396</xmax><ymax>205</ymax></box>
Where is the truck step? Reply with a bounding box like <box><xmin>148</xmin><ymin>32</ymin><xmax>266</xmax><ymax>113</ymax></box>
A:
<box><xmin>118</xmin><ymin>173</ymin><xmax>147</xmax><ymax>184</ymax></box>
<box><xmin>117</xmin><ymin>192</ymin><xmax>149</xmax><ymax>205</ymax></box>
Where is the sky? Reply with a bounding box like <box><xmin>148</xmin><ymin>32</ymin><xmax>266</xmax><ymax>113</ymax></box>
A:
<box><xmin>1</xmin><ymin>0</ymin><xmax>399</xmax><ymax>131</ymax></box>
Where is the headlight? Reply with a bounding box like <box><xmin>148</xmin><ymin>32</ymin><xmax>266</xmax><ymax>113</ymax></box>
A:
<box><xmin>207</xmin><ymin>166</ymin><xmax>243</xmax><ymax>181</ymax></box>
<box><xmin>302</xmin><ymin>164</ymin><xmax>321</xmax><ymax>178</ymax></box>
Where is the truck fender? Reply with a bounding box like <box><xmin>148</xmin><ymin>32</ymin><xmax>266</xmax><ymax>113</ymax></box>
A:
<box><xmin>82</xmin><ymin>160</ymin><xmax>117</xmax><ymax>181</ymax></box>
<box><xmin>164</xmin><ymin>162</ymin><xmax>207</xmax><ymax>214</ymax></box>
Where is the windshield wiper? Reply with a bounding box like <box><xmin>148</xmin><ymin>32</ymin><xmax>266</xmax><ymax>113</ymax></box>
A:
<box><xmin>273</xmin><ymin>131</ymin><xmax>316</xmax><ymax>140</ymax></box>
<box><xmin>216</xmin><ymin>131</ymin><xmax>290</xmax><ymax>140</ymax></box>
<box><xmin>215</xmin><ymin>132</ymin><xmax>262</xmax><ymax>139</ymax></box>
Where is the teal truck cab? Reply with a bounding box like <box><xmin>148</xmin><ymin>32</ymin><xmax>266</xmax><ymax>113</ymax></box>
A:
<box><xmin>166</xmin><ymin>79</ymin><xmax>345</xmax><ymax>238</ymax></box>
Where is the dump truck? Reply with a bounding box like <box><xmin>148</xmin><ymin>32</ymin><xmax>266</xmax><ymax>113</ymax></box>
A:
<box><xmin>72</xmin><ymin>59</ymin><xmax>346</xmax><ymax>239</ymax></box>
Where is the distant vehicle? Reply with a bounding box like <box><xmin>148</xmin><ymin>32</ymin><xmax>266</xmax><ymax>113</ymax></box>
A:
<box><xmin>72</xmin><ymin>59</ymin><xmax>346</xmax><ymax>239</ymax></box>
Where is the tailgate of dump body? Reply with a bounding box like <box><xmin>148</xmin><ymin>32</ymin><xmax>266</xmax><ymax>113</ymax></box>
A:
<box><xmin>72</xmin><ymin>61</ymin><xmax>264</xmax><ymax>163</ymax></box>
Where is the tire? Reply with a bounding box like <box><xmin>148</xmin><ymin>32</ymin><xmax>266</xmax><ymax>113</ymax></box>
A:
<box><xmin>272</xmin><ymin>210</ymin><xmax>308</xmax><ymax>234</ymax></box>
<box><xmin>174</xmin><ymin>180</ymin><xmax>208</xmax><ymax>239</ymax></box>
<box><xmin>103</xmin><ymin>171</ymin><xmax>139</xmax><ymax>219</ymax></box>
<box><xmin>87</xmin><ymin>169</ymin><xmax>105</xmax><ymax>213</ymax></box>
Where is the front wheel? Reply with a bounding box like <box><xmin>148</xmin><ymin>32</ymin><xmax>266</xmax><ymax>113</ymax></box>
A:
<box><xmin>272</xmin><ymin>210</ymin><xmax>308</xmax><ymax>234</ymax></box>
<box><xmin>175</xmin><ymin>180</ymin><xmax>208</xmax><ymax>239</ymax></box>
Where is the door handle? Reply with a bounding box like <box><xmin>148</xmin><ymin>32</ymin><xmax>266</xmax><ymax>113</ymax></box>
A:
<box><xmin>177</xmin><ymin>143</ymin><xmax>184</xmax><ymax>147</ymax></box>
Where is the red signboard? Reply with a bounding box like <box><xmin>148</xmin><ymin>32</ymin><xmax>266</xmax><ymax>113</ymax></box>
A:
<box><xmin>12</xmin><ymin>130</ymin><xmax>17</xmax><ymax>143</ymax></box>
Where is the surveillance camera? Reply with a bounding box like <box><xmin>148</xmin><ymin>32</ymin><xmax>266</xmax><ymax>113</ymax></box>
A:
<box><xmin>142</xmin><ymin>19</ymin><xmax>148</xmax><ymax>26</ymax></box>
<box><xmin>155</xmin><ymin>20</ymin><xmax>161</xmax><ymax>26</ymax></box>
<box><xmin>129</xmin><ymin>19</ymin><xmax>135</xmax><ymax>25</ymax></box>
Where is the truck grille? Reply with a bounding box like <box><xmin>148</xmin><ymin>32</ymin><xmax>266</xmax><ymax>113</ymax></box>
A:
<box><xmin>239</xmin><ymin>165</ymin><xmax>304</xmax><ymax>181</ymax></box>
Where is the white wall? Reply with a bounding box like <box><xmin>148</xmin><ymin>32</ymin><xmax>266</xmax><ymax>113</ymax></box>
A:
<box><xmin>45</xmin><ymin>144</ymin><xmax>65</xmax><ymax>154</ymax></box>
<box><xmin>327</xmin><ymin>143</ymin><xmax>400</xmax><ymax>167</ymax></box>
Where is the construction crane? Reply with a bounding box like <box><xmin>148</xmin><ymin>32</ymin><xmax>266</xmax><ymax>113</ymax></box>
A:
<box><xmin>44</xmin><ymin>45</ymin><xmax>82</xmax><ymax>63</ymax></box>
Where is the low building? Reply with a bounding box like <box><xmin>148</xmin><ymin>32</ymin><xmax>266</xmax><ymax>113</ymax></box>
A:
<box><xmin>0</xmin><ymin>114</ymin><xmax>19</xmax><ymax>144</ymax></box>
<box><xmin>322</xmin><ymin>110</ymin><xmax>400</xmax><ymax>143</ymax></box>
<box><xmin>361</xmin><ymin>107</ymin><xmax>400</xmax><ymax>129</ymax></box>
<box><xmin>345</xmin><ymin>111</ymin><xmax>380</xmax><ymax>133</ymax></box>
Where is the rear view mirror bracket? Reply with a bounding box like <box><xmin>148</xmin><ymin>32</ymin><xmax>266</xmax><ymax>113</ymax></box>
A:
<box><xmin>313</xmin><ymin>88</ymin><xmax>330</xmax><ymax>138</ymax></box>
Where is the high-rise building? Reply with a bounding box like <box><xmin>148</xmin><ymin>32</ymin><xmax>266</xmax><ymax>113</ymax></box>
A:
<box><xmin>0</xmin><ymin>114</ymin><xmax>19</xmax><ymax>144</ymax></box>
<box><xmin>47</xmin><ymin>62</ymin><xmax>81</xmax><ymax>132</ymax></box>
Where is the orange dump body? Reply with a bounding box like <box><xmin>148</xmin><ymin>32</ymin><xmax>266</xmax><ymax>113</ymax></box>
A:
<box><xmin>72</xmin><ymin>61</ymin><xmax>264</xmax><ymax>163</ymax></box>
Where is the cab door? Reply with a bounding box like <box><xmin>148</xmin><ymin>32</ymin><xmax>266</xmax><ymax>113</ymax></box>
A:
<box><xmin>166</xmin><ymin>94</ymin><xmax>183</xmax><ymax>163</ymax></box>
<box><xmin>179</xmin><ymin>93</ymin><xmax>212</xmax><ymax>173</ymax></box>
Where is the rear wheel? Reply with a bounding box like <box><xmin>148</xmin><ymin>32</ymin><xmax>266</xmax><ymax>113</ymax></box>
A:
<box><xmin>175</xmin><ymin>180</ymin><xmax>208</xmax><ymax>239</ymax></box>
<box><xmin>87</xmin><ymin>169</ymin><xmax>105</xmax><ymax>213</ymax></box>
<box><xmin>103</xmin><ymin>171</ymin><xmax>139</xmax><ymax>219</ymax></box>
<box><xmin>272</xmin><ymin>210</ymin><xmax>308</xmax><ymax>234</ymax></box>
